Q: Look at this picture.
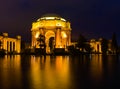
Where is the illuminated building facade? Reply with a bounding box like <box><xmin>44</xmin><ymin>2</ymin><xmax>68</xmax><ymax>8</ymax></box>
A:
<box><xmin>89</xmin><ymin>39</ymin><xmax>102</xmax><ymax>53</ymax></box>
<box><xmin>0</xmin><ymin>33</ymin><xmax>21</xmax><ymax>54</ymax></box>
<box><xmin>89</xmin><ymin>38</ymin><xmax>116</xmax><ymax>54</ymax></box>
<box><xmin>31</xmin><ymin>14</ymin><xmax>72</xmax><ymax>53</ymax></box>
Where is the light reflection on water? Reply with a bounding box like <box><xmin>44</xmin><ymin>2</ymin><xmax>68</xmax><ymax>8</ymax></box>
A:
<box><xmin>0</xmin><ymin>54</ymin><xmax>120</xmax><ymax>89</ymax></box>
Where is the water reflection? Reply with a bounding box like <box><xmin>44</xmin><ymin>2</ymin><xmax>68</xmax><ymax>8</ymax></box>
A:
<box><xmin>29</xmin><ymin>56</ymin><xmax>70</xmax><ymax>89</ymax></box>
<box><xmin>90</xmin><ymin>54</ymin><xmax>103</xmax><ymax>82</ymax></box>
<box><xmin>0</xmin><ymin>55</ymin><xmax>22</xmax><ymax>89</ymax></box>
<box><xmin>0</xmin><ymin>54</ymin><xmax>120</xmax><ymax>89</ymax></box>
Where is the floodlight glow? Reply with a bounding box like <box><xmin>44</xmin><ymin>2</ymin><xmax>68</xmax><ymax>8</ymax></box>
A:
<box><xmin>35</xmin><ymin>32</ymin><xmax>39</xmax><ymax>38</ymax></box>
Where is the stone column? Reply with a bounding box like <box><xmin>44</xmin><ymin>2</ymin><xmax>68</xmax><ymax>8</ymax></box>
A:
<box><xmin>55</xmin><ymin>27</ymin><xmax>62</xmax><ymax>48</ymax></box>
<box><xmin>16</xmin><ymin>36</ymin><xmax>21</xmax><ymax>53</ymax></box>
<box><xmin>3</xmin><ymin>33</ymin><xmax>8</xmax><ymax>53</ymax></box>
<box><xmin>99</xmin><ymin>43</ymin><xmax>102</xmax><ymax>53</ymax></box>
<box><xmin>31</xmin><ymin>31</ymin><xmax>36</xmax><ymax>47</ymax></box>
<box><xmin>11</xmin><ymin>42</ymin><xmax>14</xmax><ymax>52</ymax></box>
<box><xmin>68</xmin><ymin>31</ymin><xmax>71</xmax><ymax>46</ymax></box>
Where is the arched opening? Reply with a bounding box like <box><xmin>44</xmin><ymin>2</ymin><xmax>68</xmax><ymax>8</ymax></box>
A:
<box><xmin>49</xmin><ymin>37</ymin><xmax>54</xmax><ymax>53</ymax></box>
<box><xmin>45</xmin><ymin>31</ymin><xmax>55</xmax><ymax>53</ymax></box>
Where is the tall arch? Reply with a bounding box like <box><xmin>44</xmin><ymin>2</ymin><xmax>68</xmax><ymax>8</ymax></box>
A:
<box><xmin>45</xmin><ymin>31</ymin><xmax>55</xmax><ymax>53</ymax></box>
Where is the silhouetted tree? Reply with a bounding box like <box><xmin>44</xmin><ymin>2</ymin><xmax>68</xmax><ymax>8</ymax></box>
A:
<box><xmin>36</xmin><ymin>34</ymin><xmax>46</xmax><ymax>54</ymax></box>
<box><xmin>68</xmin><ymin>45</ymin><xmax>80</xmax><ymax>54</ymax></box>
<box><xmin>111</xmin><ymin>33</ymin><xmax>118</xmax><ymax>54</ymax></box>
<box><xmin>101</xmin><ymin>38</ymin><xmax>108</xmax><ymax>54</ymax></box>
<box><xmin>84</xmin><ymin>43</ymin><xmax>93</xmax><ymax>53</ymax></box>
<box><xmin>37</xmin><ymin>34</ymin><xmax>46</xmax><ymax>48</ymax></box>
<box><xmin>77</xmin><ymin>34</ymin><xmax>87</xmax><ymax>52</ymax></box>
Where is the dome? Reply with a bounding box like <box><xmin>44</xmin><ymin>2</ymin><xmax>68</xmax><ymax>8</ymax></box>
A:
<box><xmin>37</xmin><ymin>13</ymin><xmax>66</xmax><ymax>22</ymax></box>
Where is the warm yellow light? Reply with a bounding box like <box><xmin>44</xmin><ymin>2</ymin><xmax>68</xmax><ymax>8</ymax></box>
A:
<box><xmin>60</xmin><ymin>46</ymin><xmax>63</xmax><ymax>48</ymax></box>
<box><xmin>38</xmin><ymin>17</ymin><xmax>66</xmax><ymax>21</ymax></box>
<box><xmin>61</xmin><ymin>32</ymin><xmax>67</xmax><ymax>38</ymax></box>
<box><xmin>40</xmin><ymin>17</ymin><xmax>56</xmax><ymax>20</ymax></box>
<box><xmin>35</xmin><ymin>32</ymin><xmax>39</xmax><ymax>38</ymax></box>
<box><xmin>61</xmin><ymin>18</ymin><xmax>66</xmax><ymax>21</ymax></box>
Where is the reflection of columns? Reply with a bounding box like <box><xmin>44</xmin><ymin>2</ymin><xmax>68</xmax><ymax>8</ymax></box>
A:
<box><xmin>55</xmin><ymin>27</ymin><xmax>62</xmax><ymax>48</ymax></box>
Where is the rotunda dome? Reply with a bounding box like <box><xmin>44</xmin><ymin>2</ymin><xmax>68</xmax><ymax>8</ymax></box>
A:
<box><xmin>37</xmin><ymin>13</ymin><xmax>66</xmax><ymax>22</ymax></box>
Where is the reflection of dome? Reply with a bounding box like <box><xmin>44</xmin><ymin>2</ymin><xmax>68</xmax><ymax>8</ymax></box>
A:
<box><xmin>37</xmin><ymin>13</ymin><xmax>66</xmax><ymax>22</ymax></box>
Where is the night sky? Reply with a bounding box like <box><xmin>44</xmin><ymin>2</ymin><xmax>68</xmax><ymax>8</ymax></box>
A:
<box><xmin>0</xmin><ymin>0</ymin><xmax>120</xmax><ymax>44</ymax></box>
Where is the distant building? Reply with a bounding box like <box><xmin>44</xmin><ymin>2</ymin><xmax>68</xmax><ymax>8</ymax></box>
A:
<box><xmin>89</xmin><ymin>38</ymin><xmax>117</xmax><ymax>54</ymax></box>
<box><xmin>0</xmin><ymin>33</ymin><xmax>21</xmax><ymax>54</ymax></box>
<box><xmin>31</xmin><ymin>14</ymin><xmax>72</xmax><ymax>53</ymax></box>
<box><xmin>89</xmin><ymin>39</ymin><xmax>102</xmax><ymax>53</ymax></box>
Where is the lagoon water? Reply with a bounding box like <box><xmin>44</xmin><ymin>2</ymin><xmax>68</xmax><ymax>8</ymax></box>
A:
<box><xmin>0</xmin><ymin>54</ymin><xmax>120</xmax><ymax>89</ymax></box>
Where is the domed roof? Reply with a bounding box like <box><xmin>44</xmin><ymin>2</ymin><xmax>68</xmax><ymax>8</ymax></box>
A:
<box><xmin>37</xmin><ymin>13</ymin><xmax>66</xmax><ymax>21</ymax></box>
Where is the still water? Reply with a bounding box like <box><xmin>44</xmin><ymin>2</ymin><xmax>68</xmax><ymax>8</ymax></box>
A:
<box><xmin>0</xmin><ymin>54</ymin><xmax>120</xmax><ymax>89</ymax></box>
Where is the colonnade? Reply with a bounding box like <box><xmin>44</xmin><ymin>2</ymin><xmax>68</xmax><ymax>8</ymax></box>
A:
<box><xmin>0</xmin><ymin>33</ymin><xmax>21</xmax><ymax>53</ymax></box>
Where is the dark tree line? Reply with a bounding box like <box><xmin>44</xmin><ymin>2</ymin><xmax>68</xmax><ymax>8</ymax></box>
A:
<box><xmin>76</xmin><ymin>34</ymin><xmax>92</xmax><ymax>53</ymax></box>
<box><xmin>111</xmin><ymin>33</ymin><xmax>118</xmax><ymax>54</ymax></box>
<box><xmin>101</xmin><ymin>38</ymin><xmax>108</xmax><ymax>54</ymax></box>
<box><xmin>37</xmin><ymin>34</ymin><xmax>46</xmax><ymax>48</ymax></box>
<box><xmin>69</xmin><ymin>33</ymin><xmax>118</xmax><ymax>54</ymax></box>
<box><xmin>68</xmin><ymin>34</ymin><xmax>92</xmax><ymax>54</ymax></box>
<box><xmin>36</xmin><ymin>34</ymin><xmax>46</xmax><ymax>54</ymax></box>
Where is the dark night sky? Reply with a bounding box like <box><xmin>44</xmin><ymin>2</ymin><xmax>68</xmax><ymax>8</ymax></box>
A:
<box><xmin>0</xmin><ymin>0</ymin><xmax>120</xmax><ymax>44</ymax></box>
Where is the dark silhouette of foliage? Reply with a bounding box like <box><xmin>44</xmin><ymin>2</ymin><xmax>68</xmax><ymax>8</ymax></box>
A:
<box><xmin>68</xmin><ymin>45</ymin><xmax>79</xmax><ymax>54</ymax></box>
<box><xmin>111</xmin><ymin>33</ymin><xmax>118</xmax><ymax>54</ymax></box>
<box><xmin>36</xmin><ymin>34</ymin><xmax>46</xmax><ymax>54</ymax></box>
<box><xmin>77</xmin><ymin>34</ymin><xmax>87</xmax><ymax>51</ymax></box>
<box><xmin>101</xmin><ymin>38</ymin><xmax>108</xmax><ymax>54</ymax></box>
<box><xmin>37</xmin><ymin>34</ymin><xmax>46</xmax><ymax>48</ymax></box>
<box><xmin>84</xmin><ymin>43</ymin><xmax>93</xmax><ymax>53</ymax></box>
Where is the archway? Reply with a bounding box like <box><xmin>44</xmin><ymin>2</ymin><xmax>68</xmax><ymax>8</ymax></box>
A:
<box><xmin>45</xmin><ymin>31</ymin><xmax>55</xmax><ymax>53</ymax></box>
<box><xmin>49</xmin><ymin>37</ymin><xmax>54</xmax><ymax>53</ymax></box>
